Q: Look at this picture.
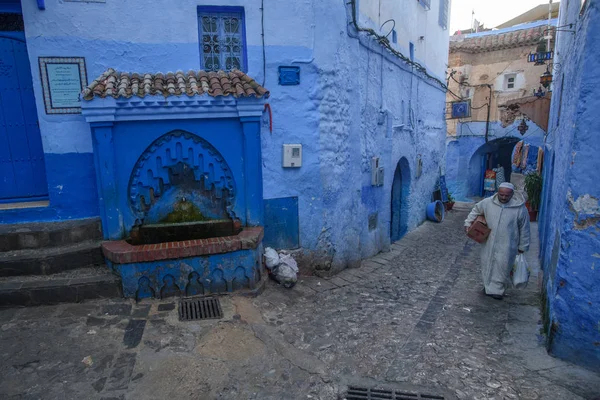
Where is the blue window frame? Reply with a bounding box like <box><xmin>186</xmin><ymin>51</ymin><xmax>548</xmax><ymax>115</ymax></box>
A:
<box><xmin>197</xmin><ymin>6</ymin><xmax>247</xmax><ymax>72</ymax></box>
<box><xmin>439</xmin><ymin>0</ymin><xmax>449</xmax><ymax>30</ymax></box>
<box><xmin>409</xmin><ymin>42</ymin><xmax>415</xmax><ymax>61</ymax></box>
<box><xmin>392</xmin><ymin>29</ymin><xmax>397</xmax><ymax>44</ymax></box>
<box><xmin>418</xmin><ymin>0</ymin><xmax>431</xmax><ymax>10</ymax></box>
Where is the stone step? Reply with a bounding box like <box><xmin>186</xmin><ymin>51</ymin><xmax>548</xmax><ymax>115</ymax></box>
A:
<box><xmin>0</xmin><ymin>266</ymin><xmax>122</xmax><ymax>306</ymax></box>
<box><xmin>0</xmin><ymin>240</ymin><xmax>104</xmax><ymax>277</ymax></box>
<box><xmin>0</xmin><ymin>218</ymin><xmax>102</xmax><ymax>252</ymax></box>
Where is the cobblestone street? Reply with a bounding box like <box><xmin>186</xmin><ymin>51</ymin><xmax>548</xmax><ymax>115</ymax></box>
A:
<box><xmin>1</xmin><ymin>204</ymin><xmax>599</xmax><ymax>400</ymax></box>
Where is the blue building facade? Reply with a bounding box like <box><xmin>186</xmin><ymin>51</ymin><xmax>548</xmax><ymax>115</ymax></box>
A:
<box><xmin>445</xmin><ymin>20</ymin><xmax>554</xmax><ymax>201</ymax></box>
<box><xmin>538</xmin><ymin>0</ymin><xmax>600</xmax><ymax>371</ymax></box>
<box><xmin>0</xmin><ymin>0</ymin><xmax>449</xmax><ymax>274</ymax></box>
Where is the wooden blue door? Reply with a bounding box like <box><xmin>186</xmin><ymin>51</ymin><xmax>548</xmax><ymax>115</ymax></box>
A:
<box><xmin>391</xmin><ymin>158</ymin><xmax>410</xmax><ymax>242</ymax></box>
<box><xmin>390</xmin><ymin>165</ymin><xmax>403</xmax><ymax>242</ymax></box>
<box><xmin>0</xmin><ymin>33</ymin><xmax>47</xmax><ymax>202</ymax></box>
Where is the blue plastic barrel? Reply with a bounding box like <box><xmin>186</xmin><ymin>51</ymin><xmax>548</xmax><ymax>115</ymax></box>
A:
<box><xmin>426</xmin><ymin>200</ymin><xmax>445</xmax><ymax>222</ymax></box>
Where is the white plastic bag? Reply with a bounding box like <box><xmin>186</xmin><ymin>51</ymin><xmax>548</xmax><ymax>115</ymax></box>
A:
<box><xmin>264</xmin><ymin>247</ymin><xmax>280</xmax><ymax>270</ymax></box>
<box><xmin>274</xmin><ymin>254</ymin><xmax>298</xmax><ymax>288</ymax></box>
<box><xmin>512</xmin><ymin>253</ymin><xmax>530</xmax><ymax>289</ymax></box>
<box><xmin>278</xmin><ymin>254</ymin><xmax>298</xmax><ymax>273</ymax></box>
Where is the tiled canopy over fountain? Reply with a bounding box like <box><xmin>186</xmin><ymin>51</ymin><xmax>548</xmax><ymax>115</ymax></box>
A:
<box><xmin>81</xmin><ymin>69</ymin><xmax>269</xmax><ymax>299</ymax></box>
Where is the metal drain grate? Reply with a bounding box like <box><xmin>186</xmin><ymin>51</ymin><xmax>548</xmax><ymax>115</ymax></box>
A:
<box><xmin>346</xmin><ymin>386</ymin><xmax>445</xmax><ymax>400</ymax></box>
<box><xmin>178</xmin><ymin>297</ymin><xmax>223</xmax><ymax>321</ymax></box>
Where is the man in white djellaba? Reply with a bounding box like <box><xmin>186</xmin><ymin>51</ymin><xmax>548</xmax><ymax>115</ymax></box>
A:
<box><xmin>464</xmin><ymin>182</ymin><xmax>531</xmax><ymax>300</ymax></box>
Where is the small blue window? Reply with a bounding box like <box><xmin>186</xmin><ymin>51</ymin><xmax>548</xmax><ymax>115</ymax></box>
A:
<box><xmin>198</xmin><ymin>6</ymin><xmax>247</xmax><ymax>72</ymax></box>
<box><xmin>409</xmin><ymin>42</ymin><xmax>415</xmax><ymax>61</ymax></box>
<box><xmin>392</xmin><ymin>29</ymin><xmax>397</xmax><ymax>44</ymax></box>
<box><xmin>418</xmin><ymin>0</ymin><xmax>431</xmax><ymax>10</ymax></box>
<box><xmin>439</xmin><ymin>0</ymin><xmax>449</xmax><ymax>30</ymax></box>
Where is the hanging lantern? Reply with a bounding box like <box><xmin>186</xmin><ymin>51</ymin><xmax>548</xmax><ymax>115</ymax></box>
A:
<box><xmin>540</xmin><ymin>67</ymin><xmax>553</xmax><ymax>88</ymax></box>
<box><xmin>518</xmin><ymin>119</ymin><xmax>529</xmax><ymax>136</ymax></box>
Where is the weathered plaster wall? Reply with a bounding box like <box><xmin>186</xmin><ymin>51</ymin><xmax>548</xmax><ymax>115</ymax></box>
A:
<box><xmin>359</xmin><ymin>0</ymin><xmax>450</xmax><ymax>80</ymax></box>
<box><xmin>8</xmin><ymin>0</ymin><xmax>448</xmax><ymax>272</ymax></box>
<box><xmin>262</xmin><ymin>0</ymin><xmax>448</xmax><ymax>271</ymax></box>
<box><xmin>539</xmin><ymin>0</ymin><xmax>600</xmax><ymax>371</ymax></box>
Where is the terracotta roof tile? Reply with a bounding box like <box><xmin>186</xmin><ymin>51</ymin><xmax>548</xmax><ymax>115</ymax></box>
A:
<box><xmin>450</xmin><ymin>25</ymin><xmax>553</xmax><ymax>53</ymax></box>
<box><xmin>83</xmin><ymin>68</ymin><xmax>269</xmax><ymax>100</ymax></box>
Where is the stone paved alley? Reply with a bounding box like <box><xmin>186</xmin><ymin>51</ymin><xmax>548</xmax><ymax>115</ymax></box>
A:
<box><xmin>1</xmin><ymin>204</ymin><xmax>599</xmax><ymax>400</ymax></box>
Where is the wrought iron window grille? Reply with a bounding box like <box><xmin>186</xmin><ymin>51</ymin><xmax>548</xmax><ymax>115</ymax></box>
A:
<box><xmin>198</xmin><ymin>7</ymin><xmax>247</xmax><ymax>72</ymax></box>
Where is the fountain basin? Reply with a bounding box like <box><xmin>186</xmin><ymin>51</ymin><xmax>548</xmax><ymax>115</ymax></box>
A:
<box><xmin>128</xmin><ymin>219</ymin><xmax>242</xmax><ymax>245</ymax></box>
<box><xmin>102</xmin><ymin>227</ymin><xmax>264</xmax><ymax>299</ymax></box>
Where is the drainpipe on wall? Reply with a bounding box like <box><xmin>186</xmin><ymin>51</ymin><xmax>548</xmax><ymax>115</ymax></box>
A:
<box><xmin>547</xmin><ymin>0</ymin><xmax>553</xmax><ymax>52</ymax></box>
<box><xmin>484</xmin><ymin>84</ymin><xmax>492</xmax><ymax>143</ymax></box>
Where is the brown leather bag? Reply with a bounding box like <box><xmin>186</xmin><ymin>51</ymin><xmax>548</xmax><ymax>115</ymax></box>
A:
<box><xmin>467</xmin><ymin>215</ymin><xmax>491</xmax><ymax>243</ymax></box>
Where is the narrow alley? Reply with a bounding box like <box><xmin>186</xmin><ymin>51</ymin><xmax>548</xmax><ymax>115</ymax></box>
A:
<box><xmin>1</xmin><ymin>205</ymin><xmax>598</xmax><ymax>400</ymax></box>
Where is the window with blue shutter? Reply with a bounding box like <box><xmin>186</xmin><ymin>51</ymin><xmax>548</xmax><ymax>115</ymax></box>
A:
<box><xmin>439</xmin><ymin>0</ymin><xmax>449</xmax><ymax>30</ymax></box>
<box><xmin>418</xmin><ymin>0</ymin><xmax>431</xmax><ymax>10</ymax></box>
<box><xmin>198</xmin><ymin>7</ymin><xmax>247</xmax><ymax>72</ymax></box>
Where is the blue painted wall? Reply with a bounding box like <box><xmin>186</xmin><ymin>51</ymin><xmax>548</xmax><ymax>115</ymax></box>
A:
<box><xmin>263</xmin><ymin>197</ymin><xmax>299</xmax><ymax>250</ymax></box>
<box><xmin>538</xmin><ymin>0</ymin><xmax>600</xmax><ymax>371</ymax></box>
<box><xmin>446</xmin><ymin>120</ymin><xmax>545</xmax><ymax>201</ymax></box>
<box><xmin>5</xmin><ymin>0</ymin><xmax>448</xmax><ymax>273</ymax></box>
<box><xmin>0</xmin><ymin>153</ymin><xmax>98</xmax><ymax>223</ymax></box>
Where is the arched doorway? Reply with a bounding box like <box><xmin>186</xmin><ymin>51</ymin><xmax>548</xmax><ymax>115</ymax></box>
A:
<box><xmin>390</xmin><ymin>157</ymin><xmax>410</xmax><ymax>242</ymax></box>
<box><xmin>468</xmin><ymin>137</ymin><xmax>519</xmax><ymax>198</ymax></box>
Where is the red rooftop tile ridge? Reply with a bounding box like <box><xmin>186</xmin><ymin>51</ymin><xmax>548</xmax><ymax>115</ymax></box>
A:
<box><xmin>83</xmin><ymin>68</ymin><xmax>269</xmax><ymax>100</ymax></box>
<box><xmin>450</xmin><ymin>25</ymin><xmax>553</xmax><ymax>54</ymax></box>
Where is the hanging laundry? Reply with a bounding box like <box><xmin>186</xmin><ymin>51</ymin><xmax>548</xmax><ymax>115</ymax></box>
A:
<box><xmin>512</xmin><ymin>141</ymin><xmax>524</xmax><ymax>169</ymax></box>
<box><xmin>537</xmin><ymin>147</ymin><xmax>544</xmax><ymax>173</ymax></box>
<box><xmin>520</xmin><ymin>144</ymin><xmax>530</xmax><ymax>170</ymax></box>
<box><xmin>493</xmin><ymin>165</ymin><xmax>506</xmax><ymax>188</ymax></box>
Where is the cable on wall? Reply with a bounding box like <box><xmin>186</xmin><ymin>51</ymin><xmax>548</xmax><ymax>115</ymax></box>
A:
<box><xmin>348</xmin><ymin>0</ymin><xmax>455</xmax><ymax>95</ymax></box>
<box><xmin>260</xmin><ymin>0</ymin><xmax>266</xmax><ymax>86</ymax></box>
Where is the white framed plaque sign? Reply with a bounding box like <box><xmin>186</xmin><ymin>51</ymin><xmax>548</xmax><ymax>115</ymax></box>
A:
<box><xmin>39</xmin><ymin>57</ymin><xmax>87</xmax><ymax>114</ymax></box>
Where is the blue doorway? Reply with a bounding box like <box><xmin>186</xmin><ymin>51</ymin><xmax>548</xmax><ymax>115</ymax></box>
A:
<box><xmin>0</xmin><ymin>25</ymin><xmax>48</xmax><ymax>202</ymax></box>
<box><xmin>390</xmin><ymin>157</ymin><xmax>410</xmax><ymax>242</ymax></box>
<box><xmin>468</xmin><ymin>137</ymin><xmax>519</xmax><ymax>198</ymax></box>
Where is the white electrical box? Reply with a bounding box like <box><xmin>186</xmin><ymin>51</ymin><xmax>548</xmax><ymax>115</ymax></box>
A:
<box><xmin>283</xmin><ymin>144</ymin><xmax>302</xmax><ymax>168</ymax></box>
<box><xmin>371</xmin><ymin>157</ymin><xmax>384</xmax><ymax>186</ymax></box>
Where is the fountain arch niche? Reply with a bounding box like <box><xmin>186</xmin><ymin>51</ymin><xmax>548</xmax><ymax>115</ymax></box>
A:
<box><xmin>81</xmin><ymin>69</ymin><xmax>269</xmax><ymax>299</ymax></box>
<box><xmin>127</xmin><ymin>130</ymin><xmax>241</xmax><ymax>245</ymax></box>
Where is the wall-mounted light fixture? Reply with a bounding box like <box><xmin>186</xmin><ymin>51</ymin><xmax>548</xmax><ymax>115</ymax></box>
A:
<box><xmin>540</xmin><ymin>66</ymin><xmax>553</xmax><ymax>88</ymax></box>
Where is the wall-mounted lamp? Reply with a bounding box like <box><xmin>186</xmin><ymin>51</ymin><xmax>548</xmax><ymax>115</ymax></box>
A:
<box><xmin>540</xmin><ymin>66</ymin><xmax>553</xmax><ymax>89</ymax></box>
